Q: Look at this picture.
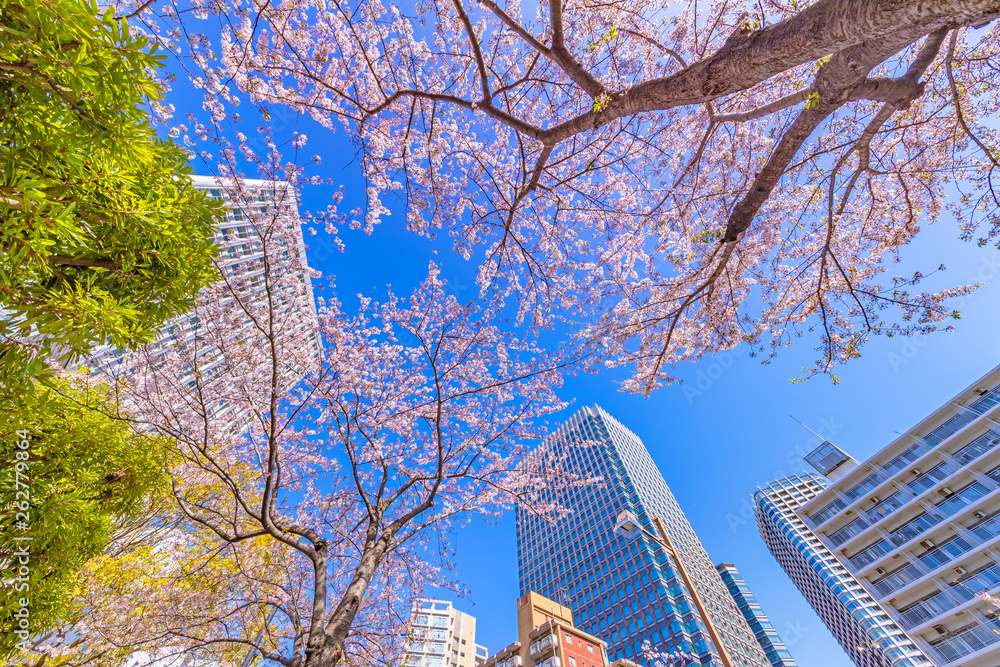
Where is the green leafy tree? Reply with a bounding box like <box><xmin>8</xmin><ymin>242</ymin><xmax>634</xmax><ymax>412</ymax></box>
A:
<box><xmin>0</xmin><ymin>375</ymin><xmax>169</xmax><ymax>660</ymax></box>
<box><xmin>0</xmin><ymin>0</ymin><xmax>221</xmax><ymax>387</ymax></box>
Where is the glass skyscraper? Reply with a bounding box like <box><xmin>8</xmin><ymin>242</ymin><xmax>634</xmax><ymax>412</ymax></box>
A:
<box><xmin>516</xmin><ymin>405</ymin><xmax>771</xmax><ymax>667</ymax></box>
<box><xmin>715</xmin><ymin>563</ymin><xmax>797</xmax><ymax>667</ymax></box>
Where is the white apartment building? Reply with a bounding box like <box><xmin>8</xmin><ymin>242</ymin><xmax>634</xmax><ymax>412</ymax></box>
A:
<box><xmin>87</xmin><ymin>175</ymin><xmax>322</xmax><ymax>390</ymax></box>
<box><xmin>756</xmin><ymin>473</ymin><xmax>932</xmax><ymax>667</ymax></box>
<box><xmin>406</xmin><ymin>599</ymin><xmax>488</xmax><ymax>667</ymax></box>
<box><xmin>789</xmin><ymin>364</ymin><xmax>1000</xmax><ymax>666</ymax></box>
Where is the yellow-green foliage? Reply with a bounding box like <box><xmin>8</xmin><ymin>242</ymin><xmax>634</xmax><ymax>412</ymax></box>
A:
<box><xmin>0</xmin><ymin>376</ymin><xmax>169</xmax><ymax>658</ymax></box>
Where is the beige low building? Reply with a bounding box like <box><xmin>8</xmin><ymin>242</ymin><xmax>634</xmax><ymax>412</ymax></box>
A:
<box><xmin>484</xmin><ymin>591</ymin><xmax>610</xmax><ymax>667</ymax></box>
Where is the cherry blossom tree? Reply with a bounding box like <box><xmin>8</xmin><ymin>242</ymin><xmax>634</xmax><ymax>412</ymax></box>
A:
<box><xmin>117</xmin><ymin>0</ymin><xmax>1000</xmax><ymax>392</ymax></box>
<box><xmin>642</xmin><ymin>638</ymin><xmax>714</xmax><ymax>667</ymax></box>
<box><xmin>29</xmin><ymin>159</ymin><xmax>580</xmax><ymax>666</ymax></box>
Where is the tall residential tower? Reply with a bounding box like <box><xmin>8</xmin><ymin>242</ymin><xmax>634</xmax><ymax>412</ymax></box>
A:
<box><xmin>784</xmin><ymin>364</ymin><xmax>1000</xmax><ymax>667</ymax></box>
<box><xmin>405</xmin><ymin>599</ymin><xmax>488</xmax><ymax>667</ymax></box>
<box><xmin>755</xmin><ymin>472</ymin><xmax>932</xmax><ymax>667</ymax></box>
<box><xmin>86</xmin><ymin>176</ymin><xmax>322</xmax><ymax>379</ymax></box>
<box><xmin>516</xmin><ymin>406</ymin><xmax>775</xmax><ymax>666</ymax></box>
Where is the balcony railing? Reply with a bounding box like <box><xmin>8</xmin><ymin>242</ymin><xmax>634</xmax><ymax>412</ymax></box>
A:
<box><xmin>928</xmin><ymin>620</ymin><xmax>1000</xmax><ymax>664</ymax></box>
<box><xmin>919</xmin><ymin>535</ymin><xmax>975</xmax><ymax>570</ymax></box>
<box><xmin>969</xmin><ymin>385</ymin><xmax>1000</xmax><ymax>415</ymax></box>
<box><xmin>935</xmin><ymin>481</ymin><xmax>990</xmax><ymax>517</ymax></box>
<box><xmin>898</xmin><ymin>591</ymin><xmax>957</xmax><ymax>628</ymax></box>
<box><xmin>866</xmin><ymin>492</ymin><xmax>906</xmax><ymax>522</ymax></box>
<box><xmin>529</xmin><ymin>634</ymin><xmax>557</xmax><ymax>657</ymax></box>
<box><xmin>971</xmin><ymin>515</ymin><xmax>1000</xmax><ymax>541</ymax></box>
<box><xmin>810</xmin><ymin>497</ymin><xmax>849</xmax><ymax>527</ymax></box>
<box><xmin>828</xmin><ymin>517</ymin><xmax>869</xmax><ymax>547</ymax></box>
<box><xmin>897</xmin><ymin>565</ymin><xmax>1000</xmax><ymax>629</ymax></box>
<box><xmin>952</xmin><ymin>428</ymin><xmax>1000</xmax><ymax>467</ymax></box>
<box><xmin>889</xmin><ymin>512</ymin><xmax>941</xmax><ymax>547</ymax></box>
<box><xmin>952</xmin><ymin>563</ymin><xmax>1000</xmax><ymax>602</ymax></box>
<box><xmin>883</xmin><ymin>444</ymin><xmax>924</xmax><ymax>475</ymax></box>
<box><xmin>925</xmin><ymin>412</ymin><xmax>979</xmax><ymax>446</ymax></box>
<box><xmin>989</xmin><ymin>465</ymin><xmax>1000</xmax><ymax>485</ymax></box>
<box><xmin>849</xmin><ymin>540</ymin><xmax>890</xmax><ymax>570</ymax></box>
<box><xmin>859</xmin><ymin>471</ymin><xmax>995</xmax><ymax>533</ymax></box>
<box><xmin>872</xmin><ymin>562</ymin><xmax>924</xmax><ymax>597</ymax></box>
<box><xmin>909</xmin><ymin>463</ymin><xmax>955</xmax><ymax>494</ymax></box>
<box><xmin>844</xmin><ymin>472</ymin><xmax>884</xmax><ymax>501</ymax></box>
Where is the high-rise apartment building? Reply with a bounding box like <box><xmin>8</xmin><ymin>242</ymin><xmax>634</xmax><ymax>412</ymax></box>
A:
<box><xmin>784</xmin><ymin>364</ymin><xmax>1000</xmax><ymax>667</ymax></box>
<box><xmin>755</xmin><ymin>472</ymin><xmax>932</xmax><ymax>667</ymax></box>
<box><xmin>484</xmin><ymin>591</ymin><xmax>610</xmax><ymax>667</ymax></box>
<box><xmin>516</xmin><ymin>405</ymin><xmax>772</xmax><ymax>666</ymax></box>
<box><xmin>715</xmin><ymin>563</ymin><xmax>797</xmax><ymax>667</ymax></box>
<box><xmin>86</xmin><ymin>175</ymin><xmax>322</xmax><ymax>387</ymax></box>
<box><xmin>405</xmin><ymin>599</ymin><xmax>488</xmax><ymax>667</ymax></box>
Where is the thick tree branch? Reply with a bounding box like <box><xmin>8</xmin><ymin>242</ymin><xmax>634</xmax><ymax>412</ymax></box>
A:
<box><xmin>946</xmin><ymin>30</ymin><xmax>1000</xmax><ymax>167</ymax></box>
<box><xmin>547</xmin><ymin>0</ymin><xmax>606</xmax><ymax>97</ymax></box>
<box><xmin>542</xmin><ymin>0</ymin><xmax>1000</xmax><ymax>143</ymax></box>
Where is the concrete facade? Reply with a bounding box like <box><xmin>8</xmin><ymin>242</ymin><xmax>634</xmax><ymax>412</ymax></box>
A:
<box><xmin>405</xmin><ymin>599</ymin><xmax>488</xmax><ymax>667</ymax></box>
<box><xmin>794</xmin><ymin>364</ymin><xmax>1000</xmax><ymax>667</ymax></box>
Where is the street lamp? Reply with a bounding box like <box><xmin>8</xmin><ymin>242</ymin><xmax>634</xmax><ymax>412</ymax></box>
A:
<box><xmin>614</xmin><ymin>510</ymin><xmax>734</xmax><ymax>667</ymax></box>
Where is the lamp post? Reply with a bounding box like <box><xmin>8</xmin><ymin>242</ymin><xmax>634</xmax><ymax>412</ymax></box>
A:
<box><xmin>614</xmin><ymin>510</ymin><xmax>734</xmax><ymax>667</ymax></box>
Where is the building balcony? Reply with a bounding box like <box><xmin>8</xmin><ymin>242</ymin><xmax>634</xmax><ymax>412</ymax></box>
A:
<box><xmin>923</xmin><ymin>384</ymin><xmax>999</xmax><ymax>447</ymax></box>
<box><xmin>908</xmin><ymin>462</ymin><xmax>956</xmax><ymax>495</ymax></box>
<box><xmin>807</xmin><ymin>496</ymin><xmax>849</xmax><ymax>529</ymax></box>
<box><xmin>867</xmin><ymin>513</ymin><xmax>1000</xmax><ymax>600</ymax></box>
<box><xmin>882</xmin><ymin>443</ymin><xmax>926</xmax><ymax>476</ymax></box>
<box><xmin>848</xmin><ymin>539</ymin><xmax>892</xmax><ymax>570</ymax></box>
<box><xmin>871</xmin><ymin>562</ymin><xmax>925</xmax><ymax>597</ymax></box>
<box><xmin>842</xmin><ymin>467</ymin><xmax>1000</xmax><ymax>571</ymax></box>
<box><xmin>897</xmin><ymin>563</ymin><xmax>1000</xmax><ymax>630</ymax></box>
<box><xmin>534</xmin><ymin>658</ymin><xmax>560</xmax><ymax>667</ymax></box>
<box><xmin>927</xmin><ymin>619</ymin><xmax>1000</xmax><ymax>665</ymax></box>
<box><xmin>843</xmin><ymin>471</ymin><xmax>886</xmax><ymax>502</ymax></box>
<box><xmin>828</xmin><ymin>517</ymin><xmax>870</xmax><ymax>547</ymax></box>
<box><xmin>888</xmin><ymin>512</ymin><xmax>942</xmax><ymax>547</ymax></box>
<box><xmin>529</xmin><ymin>634</ymin><xmax>558</xmax><ymax>657</ymax></box>
<box><xmin>803</xmin><ymin>384</ymin><xmax>1000</xmax><ymax>531</ymax></box>
<box><xmin>898</xmin><ymin>590</ymin><xmax>957</xmax><ymax>629</ymax></box>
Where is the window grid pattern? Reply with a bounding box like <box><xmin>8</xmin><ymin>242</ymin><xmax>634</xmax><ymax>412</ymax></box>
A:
<box><xmin>754</xmin><ymin>474</ymin><xmax>933</xmax><ymax>667</ymax></box>
<box><xmin>715</xmin><ymin>563</ymin><xmax>798</xmax><ymax>667</ymax></box>
<box><xmin>516</xmin><ymin>406</ymin><xmax>770</xmax><ymax>667</ymax></box>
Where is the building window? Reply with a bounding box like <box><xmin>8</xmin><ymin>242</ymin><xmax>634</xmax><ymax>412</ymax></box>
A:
<box><xmin>568</xmin><ymin>658</ymin><xmax>576</xmax><ymax>667</ymax></box>
<box><xmin>587</xmin><ymin>644</ymin><xmax>594</xmax><ymax>653</ymax></box>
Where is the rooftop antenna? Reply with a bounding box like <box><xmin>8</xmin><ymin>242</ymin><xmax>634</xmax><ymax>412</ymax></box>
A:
<box><xmin>790</xmin><ymin>415</ymin><xmax>825</xmax><ymax>440</ymax></box>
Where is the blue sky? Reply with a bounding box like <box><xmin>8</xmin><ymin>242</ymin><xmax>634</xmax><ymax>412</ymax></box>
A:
<box><xmin>294</xmin><ymin>133</ymin><xmax>1000</xmax><ymax>665</ymax></box>
<box><xmin>162</xmin><ymin>46</ymin><xmax>1000</xmax><ymax>665</ymax></box>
